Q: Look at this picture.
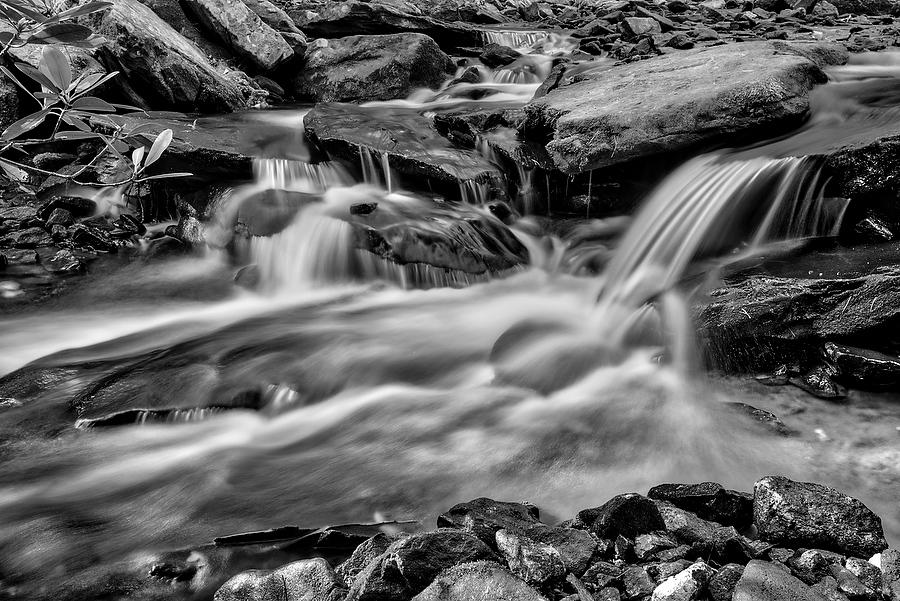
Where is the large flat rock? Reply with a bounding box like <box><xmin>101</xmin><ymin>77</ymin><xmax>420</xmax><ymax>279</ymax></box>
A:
<box><xmin>523</xmin><ymin>41</ymin><xmax>848</xmax><ymax>174</ymax></box>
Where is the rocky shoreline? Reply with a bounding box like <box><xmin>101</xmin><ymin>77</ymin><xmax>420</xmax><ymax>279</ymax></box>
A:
<box><xmin>42</xmin><ymin>477</ymin><xmax>895</xmax><ymax>601</ymax></box>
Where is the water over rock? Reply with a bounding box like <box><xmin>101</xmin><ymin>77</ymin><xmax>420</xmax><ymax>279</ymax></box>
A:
<box><xmin>84</xmin><ymin>0</ymin><xmax>250</xmax><ymax>112</ymax></box>
<box><xmin>522</xmin><ymin>41</ymin><xmax>847</xmax><ymax>174</ymax></box>
<box><xmin>753</xmin><ymin>475</ymin><xmax>888</xmax><ymax>557</ymax></box>
<box><xmin>291</xmin><ymin>33</ymin><xmax>454</xmax><ymax>102</ymax></box>
<box><xmin>304</xmin><ymin>104</ymin><xmax>505</xmax><ymax>195</ymax></box>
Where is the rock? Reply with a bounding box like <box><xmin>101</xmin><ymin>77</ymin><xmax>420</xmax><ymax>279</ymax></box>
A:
<box><xmin>635</xmin><ymin>533</ymin><xmax>679</xmax><ymax>561</ymax></box>
<box><xmin>734</xmin><ymin>560</ymin><xmax>829</xmax><ymax>601</ymax></box>
<box><xmin>791</xmin><ymin>549</ymin><xmax>845</xmax><ymax>585</ymax></box>
<box><xmin>336</xmin><ymin>533</ymin><xmax>394</xmax><ymax>587</ymax></box>
<box><xmin>0</xmin><ymin>248</ymin><xmax>39</xmax><ymax>265</ymax></box>
<box><xmin>181</xmin><ymin>0</ymin><xmax>294</xmax><ymax>71</ymax></box>
<box><xmin>480</xmin><ymin>43</ymin><xmax>521</xmax><ymax>68</ymax></box>
<box><xmin>437</xmin><ymin>498</ymin><xmax>542</xmax><ymax>547</ymax></box>
<box><xmin>623</xmin><ymin>565</ymin><xmax>656</xmax><ymax>600</ymax></box>
<box><xmin>823</xmin><ymin>342</ymin><xmax>900</xmax><ymax>390</ymax></box>
<box><xmin>292</xmin><ymin>34</ymin><xmax>453</xmax><ymax>103</ymax></box>
<box><xmin>241</xmin><ymin>0</ymin><xmax>308</xmax><ymax>52</ymax></box>
<box><xmin>854</xmin><ymin>214</ymin><xmax>894</xmax><ymax>241</ymax></box>
<box><xmin>523</xmin><ymin>41</ymin><xmax>846</xmax><ymax>174</ymax></box>
<box><xmin>0</xmin><ymin>72</ymin><xmax>19</xmax><ymax>130</ymax></box>
<box><xmin>812</xmin><ymin>0</ymin><xmax>839</xmax><ymax>14</ymax></box>
<box><xmin>0</xmin><ymin>227</ymin><xmax>52</xmax><ymax>249</ymax></box>
<box><xmin>37</xmin><ymin>195</ymin><xmax>97</xmax><ymax>220</ymax></box>
<box><xmin>171</xmin><ymin>216</ymin><xmax>205</xmax><ymax>246</ymax></box>
<box><xmin>583</xmin><ymin>561</ymin><xmax>624</xmax><ymax>591</ymax></box>
<box><xmin>293</xmin><ymin>0</ymin><xmax>482</xmax><ymax>50</ymax></box>
<box><xmin>45</xmin><ymin>208</ymin><xmax>74</xmax><ymax>228</ymax></box>
<box><xmin>753</xmin><ymin>476</ymin><xmax>888</xmax><ymax>557</ymax></box>
<box><xmin>647</xmin><ymin>560</ymin><xmax>695</xmax><ymax>583</ymax></box>
<box><xmin>728</xmin><ymin>403</ymin><xmax>797</xmax><ymax>436</ymax></box>
<box><xmin>86</xmin><ymin>0</ymin><xmax>247</xmax><ymax>112</ymax></box>
<box><xmin>304</xmin><ymin>104</ymin><xmax>504</xmax><ymax>193</ymax></box>
<box><xmin>829</xmin><ymin>564</ymin><xmax>876</xmax><ymax>601</ymax></box>
<box><xmin>696</xmin><ymin>268</ymin><xmax>900</xmax><ymax>372</ymax></box>
<box><xmin>346</xmin><ymin>530</ymin><xmax>496</xmax><ymax>600</ymax></box>
<box><xmin>789</xmin><ymin>364</ymin><xmax>847</xmax><ymax>400</ymax></box>
<box><xmin>44</xmin><ymin>250</ymin><xmax>85</xmax><ymax>275</ymax></box>
<box><xmin>214</xmin><ymin>557</ymin><xmax>345</xmax><ymax>601</ymax></box>
<box><xmin>648</xmin><ymin>483</ymin><xmax>753</xmax><ymax>529</ymax></box>
<box><xmin>411</xmin><ymin>561</ymin><xmax>548</xmax><ymax>601</ymax></box>
<box><xmin>520</xmin><ymin>525</ymin><xmax>598</xmax><ymax>577</ymax></box>
<box><xmin>882</xmin><ymin>549</ymin><xmax>900</xmax><ymax>599</ymax></box>
<box><xmin>654</xmin><ymin>501</ymin><xmax>719</xmax><ymax>546</ymax></box>
<box><xmin>496</xmin><ymin>529</ymin><xmax>565</xmax><ymax>585</ymax></box>
<box><xmin>712</xmin><ymin>526</ymin><xmax>772</xmax><ymax>564</ymax></box>
<box><xmin>844</xmin><ymin>559</ymin><xmax>880</xmax><ymax>593</ymax></box>
<box><xmin>813</xmin><ymin>576</ymin><xmax>852</xmax><ymax>601</ymax></box>
<box><xmin>710</xmin><ymin>564</ymin><xmax>745</xmax><ymax>601</ymax></box>
<box><xmin>621</xmin><ymin>16</ymin><xmax>663</xmax><ymax>37</ymax></box>
<box><xmin>651</xmin><ymin>561</ymin><xmax>716</xmax><ymax>601</ymax></box>
<box><xmin>577</xmin><ymin>494</ymin><xmax>666</xmax><ymax>540</ymax></box>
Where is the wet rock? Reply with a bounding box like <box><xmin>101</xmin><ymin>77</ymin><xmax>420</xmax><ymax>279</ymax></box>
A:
<box><xmin>824</xmin><ymin>342</ymin><xmax>900</xmax><ymax>389</ymax></box>
<box><xmin>654</xmin><ymin>501</ymin><xmax>719</xmax><ymax>546</ymax></box>
<box><xmin>37</xmin><ymin>195</ymin><xmax>97</xmax><ymax>220</ymax></box>
<box><xmin>853</xmin><ymin>214</ymin><xmax>894</xmax><ymax>242</ymax></box>
<box><xmin>181</xmin><ymin>0</ymin><xmax>294</xmax><ymax>71</ymax></box>
<box><xmin>623</xmin><ymin>565</ymin><xmax>656</xmax><ymax>600</ymax></box>
<box><xmin>213</xmin><ymin>557</ymin><xmax>345</xmax><ymax>601</ymax></box>
<box><xmin>170</xmin><ymin>216</ymin><xmax>205</xmax><ymax>246</ymax></box>
<box><xmin>0</xmin><ymin>248</ymin><xmax>39</xmax><ymax>265</ymax></box>
<box><xmin>523</xmin><ymin>41</ymin><xmax>846</xmax><ymax>174</ymax></box>
<box><xmin>734</xmin><ymin>560</ymin><xmax>828</xmax><ymax>601</ymax></box>
<box><xmin>789</xmin><ymin>364</ymin><xmax>847</xmax><ymax>400</ymax></box>
<box><xmin>44</xmin><ymin>250</ymin><xmax>85</xmax><ymax>275</ymax></box>
<box><xmin>241</xmin><ymin>0</ymin><xmax>308</xmax><ymax>52</ymax></box>
<box><xmin>753</xmin><ymin>476</ymin><xmax>888</xmax><ymax>557</ymax></box>
<box><xmin>709</xmin><ymin>564</ymin><xmax>745</xmax><ymax>601</ymax></box>
<box><xmin>411</xmin><ymin>560</ymin><xmax>547</xmax><ymax>601</ymax></box>
<box><xmin>292</xmin><ymin>34</ymin><xmax>453</xmax><ymax>103</ymax></box>
<box><xmin>496</xmin><ymin>528</ymin><xmax>565</xmax><ymax>585</ymax></box>
<box><xmin>696</xmin><ymin>268</ymin><xmax>900</xmax><ymax>372</ymax></box>
<box><xmin>480</xmin><ymin>43</ymin><xmax>521</xmax><ymax>68</ymax></box>
<box><xmin>651</xmin><ymin>561</ymin><xmax>715</xmax><ymax>601</ymax></box>
<box><xmin>727</xmin><ymin>403</ymin><xmax>798</xmax><ymax>436</ymax></box>
<box><xmin>648</xmin><ymin>482</ymin><xmax>753</xmax><ymax>529</ymax></box>
<box><xmin>336</xmin><ymin>533</ymin><xmax>394</xmax><ymax>587</ymax></box>
<box><xmin>86</xmin><ymin>0</ymin><xmax>247</xmax><ymax>112</ymax></box>
<box><xmin>520</xmin><ymin>525</ymin><xmax>598</xmax><ymax>577</ymax></box>
<box><xmin>45</xmin><ymin>208</ymin><xmax>74</xmax><ymax>228</ymax></box>
<box><xmin>350</xmin><ymin>202</ymin><xmax>378</xmax><ymax>216</ymax></box>
<box><xmin>0</xmin><ymin>227</ymin><xmax>52</xmax><ymax>249</ymax></box>
<box><xmin>437</xmin><ymin>498</ymin><xmax>542</xmax><ymax>547</ymax></box>
<box><xmin>347</xmin><ymin>530</ymin><xmax>496</xmax><ymax>600</ymax></box>
<box><xmin>577</xmin><ymin>493</ymin><xmax>666</xmax><ymax>540</ymax></box>
<box><xmin>304</xmin><ymin>104</ymin><xmax>504</xmax><ymax>192</ymax></box>
<box><xmin>635</xmin><ymin>533</ymin><xmax>679</xmax><ymax>561</ymax></box>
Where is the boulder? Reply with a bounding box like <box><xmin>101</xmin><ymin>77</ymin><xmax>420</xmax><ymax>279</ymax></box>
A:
<box><xmin>635</xmin><ymin>533</ymin><xmax>679</xmax><ymax>561</ymax></box>
<box><xmin>844</xmin><ymin>558</ymin><xmax>881</xmax><ymax>592</ymax></box>
<box><xmin>292</xmin><ymin>34</ymin><xmax>453</xmax><ymax>103</ymax></box>
<box><xmin>734</xmin><ymin>560</ymin><xmax>830</xmax><ymax>601</ymax></box>
<box><xmin>346</xmin><ymin>530</ymin><xmax>496</xmax><ymax>600</ymax></box>
<box><xmin>651</xmin><ymin>561</ymin><xmax>716</xmax><ymax>601</ymax></box>
<box><xmin>753</xmin><ymin>476</ymin><xmax>888</xmax><ymax>557</ymax></box>
<box><xmin>648</xmin><ymin>483</ymin><xmax>753</xmax><ymax>529</ymax></box>
<box><xmin>242</xmin><ymin>0</ymin><xmax>308</xmax><ymax>51</ymax></box>
<box><xmin>213</xmin><ymin>558</ymin><xmax>346</xmax><ymax>601</ymax></box>
<box><xmin>709</xmin><ymin>564</ymin><xmax>745</xmax><ymax>601</ymax></box>
<box><xmin>495</xmin><ymin>529</ymin><xmax>565</xmax><ymax>585</ymax></box>
<box><xmin>336</xmin><ymin>534</ymin><xmax>394</xmax><ymax>586</ymax></box>
<box><xmin>576</xmin><ymin>494</ymin><xmax>666</xmax><ymax>540</ymax></box>
<box><xmin>411</xmin><ymin>561</ymin><xmax>547</xmax><ymax>601</ymax></box>
<box><xmin>303</xmin><ymin>103</ymin><xmax>505</xmax><ymax>194</ymax></box>
<box><xmin>823</xmin><ymin>342</ymin><xmax>900</xmax><ymax>389</ymax></box>
<box><xmin>181</xmin><ymin>0</ymin><xmax>294</xmax><ymax>71</ymax></box>
<box><xmin>654</xmin><ymin>501</ymin><xmax>720</xmax><ymax>546</ymax></box>
<box><xmin>86</xmin><ymin>0</ymin><xmax>248</xmax><ymax>112</ymax></box>
<box><xmin>522</xmin><ymin>41</ymin><xmax>847</xmax><ymax>174</ymax></box>
<box><xmin>437</xmin><ymin>498</ymin><xmax>542</xmax><ymax>546</ymax></box>
<box><xmin>520</xmin><ymin>525</ymin><xmax>598</xmax><ymax>576</ymax></box>
<box><xmin>583</xmin><ymin>561</ymin><xmax>624</xmax><ymax>591</ymax></box>
<box><xmin>623</xmin><ymin>565</ymin><xmax>656</xmax><ymax>600</ymax></box>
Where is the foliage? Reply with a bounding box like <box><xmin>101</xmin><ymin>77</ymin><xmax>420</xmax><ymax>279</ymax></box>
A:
<box><xmin>0</xmin><ymin>0</ymin><xmax>189</xmax><ymax>219</ymax></box>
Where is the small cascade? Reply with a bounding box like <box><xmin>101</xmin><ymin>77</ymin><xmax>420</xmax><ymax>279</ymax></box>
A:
<box><xmin>479</xmin><ymin>30</ymin><xmax>576</xmax><ymax>55</ymax></box>
<box><xmin>254</xmin><ymin>158</ymin><xmax>350</xmax><ymax>194</ymax></box>
<box><xmin>597</xmin><ymin>154</ymin><xmax>848</xmax><ymax>311</ymax></box>
<box><xmin>459</xmin><ymin>180</ymin><xmax>490</xmax><ymax>204</ymax></box>
<box><xmin>359</xmin><ymin>147</ymin><xmax>396</xmax><ymax>192</ymax></box>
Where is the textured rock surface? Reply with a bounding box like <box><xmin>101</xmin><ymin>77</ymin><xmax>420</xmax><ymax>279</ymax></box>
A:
<box><xmin>734</xmin><ymin>560</ymin><xmax>829</xmax><ymax>601</ymax></box>
<box><xmin>411</xmin><ymin>561</ymin><xmax>548</xmax><ymax>601</ymax></box>
<box><xmin>214</xmin><ymin>558</ymin><xmax>346</xmax><ymax>601</ymax></box>
<box><xmin>753</xmin><ymin>476</ymin><xmax>888</xmax><ymax>557</ymax></box>
<box><xmin>648</xmin><ymin>482</ymin><xmax>753</xmax><ymax>529</ymax></box>
<box><xmin>523</xmin><ymin>41</ymin><xmax>846</xmax><ymax>173</ymax></box>
<box><xmin>437</xmin><ymin>498</ymin><xmax>542</xmax><ymax>546</ymax></box>
<box><xmin>292</xmin><ymin>33</ymin><xmax>453</xmax><ymax>102</ymax></box>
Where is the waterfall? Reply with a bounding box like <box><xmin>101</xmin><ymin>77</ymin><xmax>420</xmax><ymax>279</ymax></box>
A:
<box><xmin>598</xmin><ymin>154</ymin><xmax>848</xmax><ymax>310</ymax></box>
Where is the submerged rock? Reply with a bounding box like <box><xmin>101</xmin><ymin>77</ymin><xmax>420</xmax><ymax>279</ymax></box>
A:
<box><xmin>292</xmin><ymin>33</ymin><xmax>453</xmax><ymax>102</ymax></box>
<box><xmin>753</xmin><ymin>476</ymin><xmax>888</xmax><ymax>557</ymax></box>
<box><xmin>523</xmin><ymin>41</ymin><xmax>846</xmax><ymax>174</ymax></box>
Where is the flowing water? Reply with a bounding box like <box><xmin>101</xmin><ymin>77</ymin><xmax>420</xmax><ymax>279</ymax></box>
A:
<box><xmin>2</xmin><ymin>43</ymin><xmax>900</xmax><ymax>596</ymax></box>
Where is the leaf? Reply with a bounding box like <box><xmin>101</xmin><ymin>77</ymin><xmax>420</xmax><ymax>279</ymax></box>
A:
<box><xmin>137</xmin><ymin>172</ymin><xmax>192</xmax><ymax>181</ymax></box>
<box><xmin>54</xmin><ymin>130</ymin><xmax>102</xmax><ymax>140</ymax></box>
<box><xmin>4</xmin><ymin>0</ymin><xmax>48</xmax><ymax>23</ymax></box>
<box><xmin>72</xmin><ymin>95</ymin><xmax>115</xmax><ymax>112</ymax></box>
<box><xmin>45</xmin><ymin>1</ymin><xmax>111</xmax><ymax>24</ymax></box>
<box><xmin>112</xmin><ymin>139</ymin><xmax>128</xmax><ymax>153</ymax></box>
<box><xmin>0</xmin><ymin>31</ymin><xmax>14</xmax><ymax>45</ymax></box>
<box><xmin>0</xmin><ymin>159</ymin><xmax>28</xmax><ymax>182</ymax></box>
<box><xmin>131</xmin><ymin>145</ymin><xmax>145</xmax><ymax>169</ymax></box>
<box><xmin>74</xmin><ymin>70</ymin><xmax>117</xmax><ymax>95</ymax></box>
<box><xmin>39</xmin><ymin>45</ymin><xmax>71</xmax><ymax>90</ymax></box>
<box><xmin>14</xmin><ymin>61</ymin><xmax>59</xmax><ymax>92</ymax></box>
<box><xmin>144</xmin><ymin>128</ymin><xmax>173</xmax><ymax>166</ymax></box>
<box><xmin>28</xmin><ymin>22</ymin><xmax>96</xmax><ymax>45</ymax></box>
<box><xmin>61</xmin><ymin>113</ymin><xmax>92</xmax><ymax>131</ymax></box>
<box><xmin>1</xmin><ymin>106</ymin><xmax>53</xmax><ymax>141</ymax></box>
